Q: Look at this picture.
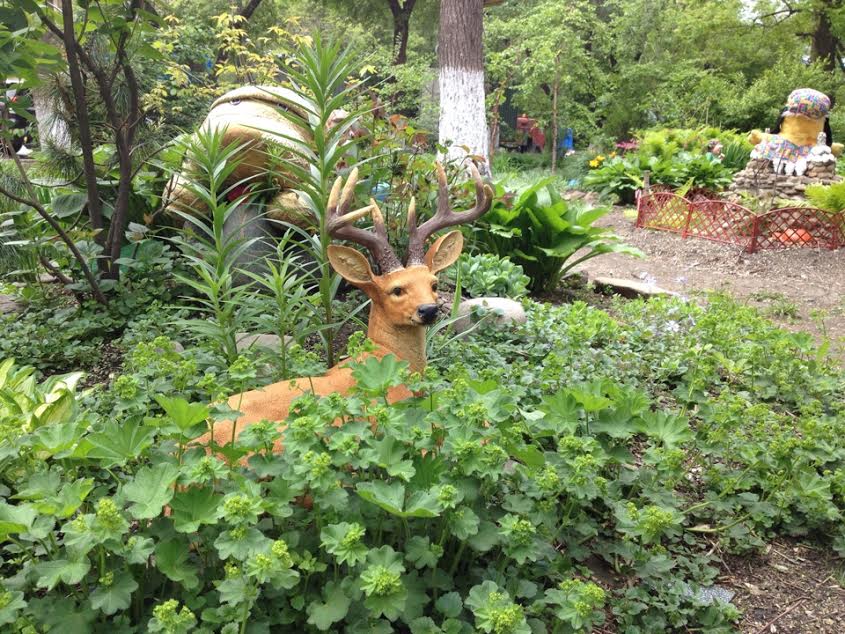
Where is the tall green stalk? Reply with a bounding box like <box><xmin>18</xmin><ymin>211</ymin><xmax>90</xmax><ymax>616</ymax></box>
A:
<box><xmin>170</xmin><ymin>128</ymin><xmax>263</xmax><ymax>364</ymax></box>
<box><xmin>259</xmin><ymin>38</ymin><xmax>366</xmax><ymax>366</ymax></box>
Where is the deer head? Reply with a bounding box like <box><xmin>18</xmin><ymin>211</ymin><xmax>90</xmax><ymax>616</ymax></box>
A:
<box><xmin>326</xmin><ymin>162</ymin><xmax>493</xmax><ymax>331</ymax></box>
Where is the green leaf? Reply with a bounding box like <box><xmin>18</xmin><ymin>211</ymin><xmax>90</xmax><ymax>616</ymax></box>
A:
<box><xmin>351</xmin><ymin>354</ymin><xmax>408</xmax><ymax>395</ymax></box>
<box><xmin>356</xmin><ymin>481</ymin><xmax>441</xmax><ymax>518</ymax></box>
<box><xmin>35</xmin><ymin>558</ymin><xmax>91</xmax><ymax>591</ymax></box>
<box><xmin>362</xmin><ymin>437</ymin><xmax>416</xmax><ymax>481</ymax></box>
<box><xmin>356</xmin><ymin>480</ymin><xmax>405</xmax><ymax>515</ymax></box>
<box><xmin>307</xmin><ymin>582</ymin><xmax>351</xmax><ymax>631</ymax></box>
<box><xmin>87</xmin><ymin>421</ymin><xmax>155</xmax><ymax>467</ymax></box>
<box><xmin>214</xmin><ymin>527</ymin><xmax>269</xmax><ymax>561</ymax></box>
<box><xmin>217</xmin><ymin>575</ymin><xmax>258</xmax><ymax>606</ymax></box>
<box><xmin>405</xmin><ymin>536</ymin><xmax>441</xmax><ymax>569</ymax></box>
<box><xmin>566</xmin><ymin>384</ymin><xmax>612</xmax><ymax>413</ymax></box>
<box><xmin>0</xmin><ymin>590</ymin><xmax>26</xmax><ymax>625</ymax></box>
<box><xmin>0</xmin><ymin>502</ymin><xmax>36</xmax><ymax>539</ymax></box>
<box><xmin>169</xmin><ymin>486</ymin><xmax>221</xmax><ymax>533</ymax></box>
<box><xmin>33</xmin><ymin>421</ymin><xmax>81</xmax><ymax>455</ymax></box>
<box><xmin>155</xmin><ymin>538</ymin><xmax>199</xmax><ymax>589</ymax></box>
<box><xmin>448</xmin><ymin>506</ymin><xmax>479</xmax><ymax>540</ymax></box>
<box><xmin>155</xmin><ymin>395</ymin><xmax>209</xmax><ymax>434</ymax></box>
<box><xmin>123</xmin><ymin>463</ymin><xmax>179</xmax><ymax>519</ymax></box>
<box><xmin>90</xmin><ymin>571</ymin><xmax>138</xmax><ymax>615</ymax></box>
<box><xmin>435</xmin><ymin>592</ymin><xmax>463</xmax><ymax>618</ymax></box>
<box><xmin>320</xmin><ymin>522</ymin><xmax>368</xmax><ymax>566</ymax></box>
<box><xmin>124</xmin><ymin>535</ymin><xmax>155</xmax><ymax>565</ymax></box>
<box><xmin>635</xmin><ymin>411</ymin><xmax>693</xmax><ymax>448</ymax></box>
<box><xmin>51</xmin><ymin>192</ymin><xmax>88</xmax><ymax>218</ymax></box>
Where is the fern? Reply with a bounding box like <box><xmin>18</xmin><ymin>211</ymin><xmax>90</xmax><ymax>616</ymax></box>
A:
<box><xmin>805</xmin><ymin>182</ymin><xmax>845</xmax><ymax>213</ymax></box>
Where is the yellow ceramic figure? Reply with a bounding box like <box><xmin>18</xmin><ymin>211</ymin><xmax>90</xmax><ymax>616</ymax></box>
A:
<box><xmin>747</xmin><ymin>88</ymin><xmax>843</xmax><ymax>175</ymax></box>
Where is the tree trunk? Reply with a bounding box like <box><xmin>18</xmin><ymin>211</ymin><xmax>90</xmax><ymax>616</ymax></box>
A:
<box><xmin>811</xmin><ymin>3</ymin><xmax>843</xmax><ymax>72</ymax></box>
<box><xmin>60</xmin><ymin>0</ymin><xmax>104</xmax><ymax>234</ymax></box>
<box><xmin>387</xmin><ymin>0</ymin><xmax>417</xmax><ymax>65</ymax></box>
<box><xmin>437</xmin><ymin>0</ymin><xmax>489</xmax><ymax>173</ymax></box>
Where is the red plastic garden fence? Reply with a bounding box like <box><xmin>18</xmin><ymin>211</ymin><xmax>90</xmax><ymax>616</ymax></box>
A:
<box><xmin>635</xmin><ymin>190</ymin><xmax>845</xmax><ymax>253</ymax></box>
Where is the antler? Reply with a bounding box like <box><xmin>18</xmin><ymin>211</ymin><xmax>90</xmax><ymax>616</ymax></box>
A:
<box><xmin>405</xmin><ymin>161</ymin><xmax>494</xmax><ymax>265</ymax></box>
<box><xmin>326</xmin><ymin>167</ymin><xmax>404</xmax><ymax>273</ymax></box>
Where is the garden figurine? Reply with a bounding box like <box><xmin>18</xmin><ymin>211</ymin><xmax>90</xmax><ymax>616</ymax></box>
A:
<box><xmin>748</xmin><ymin>88</ymin><xmax>842</xmax><ymax>176</ymax></box>
<box><xmin>163</xmin><ymin>85</ymin><xmax>356</xmax><ymax>230</ymax></box>
<box><xmin>197</xmin><ymin>162</ymin><xmax>493</xmax><ymax>451</ymax></box>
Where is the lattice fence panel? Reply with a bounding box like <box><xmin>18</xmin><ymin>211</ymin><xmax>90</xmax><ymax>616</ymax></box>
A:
<box><xmin>636</xmin><ymin>189</ymin><xmax>843</xmax><ymax>252</ymax></box>
<box><xmin>685</xmin><ymin>200</ymin><xmax>755</xmax><ymax>250</ymax></box>
<box><xmin>636</xmin><ymin>192</ymin><xmax>690</xmax><ymax>234</ymax></box>
<box><xmin>752</xmin><ymin>207</ymin><xmax>842</xmax><ymax>251</ymax></box>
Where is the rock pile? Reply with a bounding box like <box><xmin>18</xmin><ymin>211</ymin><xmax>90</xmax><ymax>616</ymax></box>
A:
<box><xmin>728</xmin><ymin>158</ymin><xmax>840</xmax><ymax>199</ymax></box>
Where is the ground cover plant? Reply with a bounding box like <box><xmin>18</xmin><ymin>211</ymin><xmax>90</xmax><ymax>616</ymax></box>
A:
<box><xmin>0</xmin><ymin>292</ymin><xmax>843</xmax><ymax>633</ymax></box>
<box><xmin>4</xmin><ymin>2</ymin><xmax>845</xmax><ymax>631</ymax></box>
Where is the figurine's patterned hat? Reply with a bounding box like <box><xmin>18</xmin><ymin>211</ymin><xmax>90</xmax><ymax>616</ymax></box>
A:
<box><xmin>783</xmin><ymin>88</ymin><xmax>831</xmax><ymax>119</ymax></box>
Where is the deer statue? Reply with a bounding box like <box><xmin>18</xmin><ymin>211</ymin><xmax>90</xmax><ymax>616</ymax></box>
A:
<box><xmin>199</xmin><ymin>162</ymin><xmax>493</xmax><ymax>451</ymax></box>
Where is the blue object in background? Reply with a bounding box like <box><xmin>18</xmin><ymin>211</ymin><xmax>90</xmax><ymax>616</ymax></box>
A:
<box><xmin>559</xmin><ymin>127</ymin><xmax>574</xmax><ymax>151</ymax></box>
<box><xmin>371</xmin><ymin>182</ymin><xmax>390</xmax><ymax>203</ymax></box>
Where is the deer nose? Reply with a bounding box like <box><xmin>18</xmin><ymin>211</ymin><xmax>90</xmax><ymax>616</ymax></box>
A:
<box><xmin>417</xmin><ymin>304</ymin><xmax>439</xmax><ymax>324</ymax></box>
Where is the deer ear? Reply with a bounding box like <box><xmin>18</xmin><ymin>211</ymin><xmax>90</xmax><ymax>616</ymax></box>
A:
<box><xmin>328</xmin><ymin>245</ymin><xmax>375</xmax><ymax>286</ymax></box>
<box><xmin>424</xmin><ymin>230</ymin><xmax>464</xmax><ymax>274</ymax></box>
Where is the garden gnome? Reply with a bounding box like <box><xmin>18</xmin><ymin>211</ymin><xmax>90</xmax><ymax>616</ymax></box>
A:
<box><xmin>748</xmin><ymin>88</ymin><xmax>842</xmax><ymax>176</ymax></box>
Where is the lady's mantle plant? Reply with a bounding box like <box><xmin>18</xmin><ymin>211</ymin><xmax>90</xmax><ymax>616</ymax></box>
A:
<box><xmin>0</xmin><ymin>293</ymin><xmax>842</xmax><ymax>631</ymax></box>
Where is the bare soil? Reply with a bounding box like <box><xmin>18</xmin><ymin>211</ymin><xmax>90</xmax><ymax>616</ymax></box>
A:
<box><xmin>723</xmin><ymin>538</ymin><xmax>845</xmax><ymax>634</ymax></box>
<box><xmin>575</xmin><ymin>207</ymin><xmax>845</xmax><ymax>361</ymax></box>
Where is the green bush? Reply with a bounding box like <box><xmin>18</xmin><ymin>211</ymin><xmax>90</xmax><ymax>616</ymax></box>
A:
<box><xmin>474</xmin><ymin>179</ymin><xmax>642</xmax><ymax>293</ymax></box>
<box><xmin>584</xmin><ymin>153</ymin><xmax>733</xmax><ymax>203</ymax></box>
<box><xmin>805</xmin><ymin>181</ymin><xmax>845</xmax><ymax>213</ymax></box>
<box><xmin>448</xmin><ymin>253</ymin><xmax>530</xmax><ymax>299</ymax></box>
<box><xmin>635</xmin><ymin>127</ymin><xmax>751</xmax><ymax>161</ymax></box>
<box><xmin>2</xmin><ymin>293</ymin><xmax>844</xmax><ymax>631</ymax></box>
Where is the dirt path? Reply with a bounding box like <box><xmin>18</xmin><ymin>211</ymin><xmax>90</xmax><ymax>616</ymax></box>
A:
<box><xmin>576</xmin><ymin>207</ymin><xmax>845</xmax><ymax>360</ymax></box>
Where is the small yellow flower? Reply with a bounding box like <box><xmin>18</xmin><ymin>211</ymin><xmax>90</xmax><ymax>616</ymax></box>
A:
<box><xmin>596</xmin><ymin>155</ymin><xmax>605</xmax><ymax>161</ymax></box>
<box><xmin>589</xmin><ymin>159</ymin><xmax>599</xmax><ymax>168</ymax></box>
<box><xmin>609</xmin><ymin>151</ymin><xmax>617</xmax><ymax>158</ymax></box>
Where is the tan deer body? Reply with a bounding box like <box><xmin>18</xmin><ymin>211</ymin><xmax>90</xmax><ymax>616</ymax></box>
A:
<box><xmin>197</xmin><ymin>163</ymin><xmax>493</xmax><ymax>452</ymax></box>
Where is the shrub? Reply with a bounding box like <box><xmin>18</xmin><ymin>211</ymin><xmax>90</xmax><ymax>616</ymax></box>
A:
<box><xmin>3</xmin><ymin>292</ymin><xmax>843</xmax><ymax>631</ymax></box>
<box><xmin>448</xmin><ymin>253</ymin><xmax>530</xmax><ymax>299</ymax></box>
<box><xmin>805</xmin><ymin>181</ymin><xmax>845</xmax><ymax>213</ymax></box>
<box><xmin>474</xmin><ymin>179</ymin><xmax>642</xmax><ymax>293</ymax></box>
<box><xmin>584</xmin><ymin>153</ymin><xmax>732</xmax><ymax>203</ymax></box>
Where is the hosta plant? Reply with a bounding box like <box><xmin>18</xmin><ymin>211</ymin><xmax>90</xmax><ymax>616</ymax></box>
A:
<box><xmin>475</xmin><ymin>179</ymin><xmax>643</xmax><ymax>294</ymax></box>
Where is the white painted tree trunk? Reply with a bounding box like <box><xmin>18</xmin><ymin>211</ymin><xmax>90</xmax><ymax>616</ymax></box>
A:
<box><xmin>438</xmin><ymin>67</ymin><xmax>489</xmax><ymax>168</ymax></box>
<box><xmin>437</xmin><ymin>0</ymin><xmax>490</xmax><ymax>174</ymax></box>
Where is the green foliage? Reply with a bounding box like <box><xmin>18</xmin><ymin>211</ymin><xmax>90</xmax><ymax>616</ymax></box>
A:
<box><xmin>475</xmin><ymin>179</ymin><xmax>642</xmax><ymax>293</ymax></box>
<box><xmin>1</xmin><ymin>292</ymin><xmax>843</xmax><ymax>630</ymax></box>
<box><xmin>170</xmin><ymin>127</ymin><xmax>264</xmax><ymax>364</ymax></box>
<box><xmin>805</xmin><ymin>181</ymin><xmax>845</xmax><ymax>213</ymax></box>
<box><xmin>0</xmin><ymin>241</ymin><xmax>179</xmax><ymax>372</ymax></box>
<box><xmin>636</xmin><ymin>127</ymin><xmax>751</xmax><ymax>161</ymax></box>
<box><xmin>447</xmin><ymin>253</ymin><xmax>530</xmax><ymax>299</ymax></box>
<box><xmin>584</xmin><ymin>151</ymin><xmax>735</xmax><ymax>203</ymax></box>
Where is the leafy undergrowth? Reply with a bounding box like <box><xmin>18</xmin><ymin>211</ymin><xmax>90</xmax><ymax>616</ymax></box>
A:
<box><xmin>0</xmin><ymin>295</ymin><xmax>843</xmax><ymax>632</ymax></box>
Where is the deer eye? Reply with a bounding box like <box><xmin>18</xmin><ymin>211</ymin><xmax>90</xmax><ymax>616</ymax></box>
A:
<box><xmin>390</xmin><ymin>287</ymin><xmax>404</xmax><ymax>297</ymax></box>
<box><xmin>431</xmin><ymin>282</ymin><xmax>438</xmax><ymax>291</ymax></box>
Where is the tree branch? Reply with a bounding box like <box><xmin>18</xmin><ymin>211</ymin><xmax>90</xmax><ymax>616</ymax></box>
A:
<box><xmin>0</xmin><ymin>150</ymin><xmax>107</xmax><ymax>304</ymax></box>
